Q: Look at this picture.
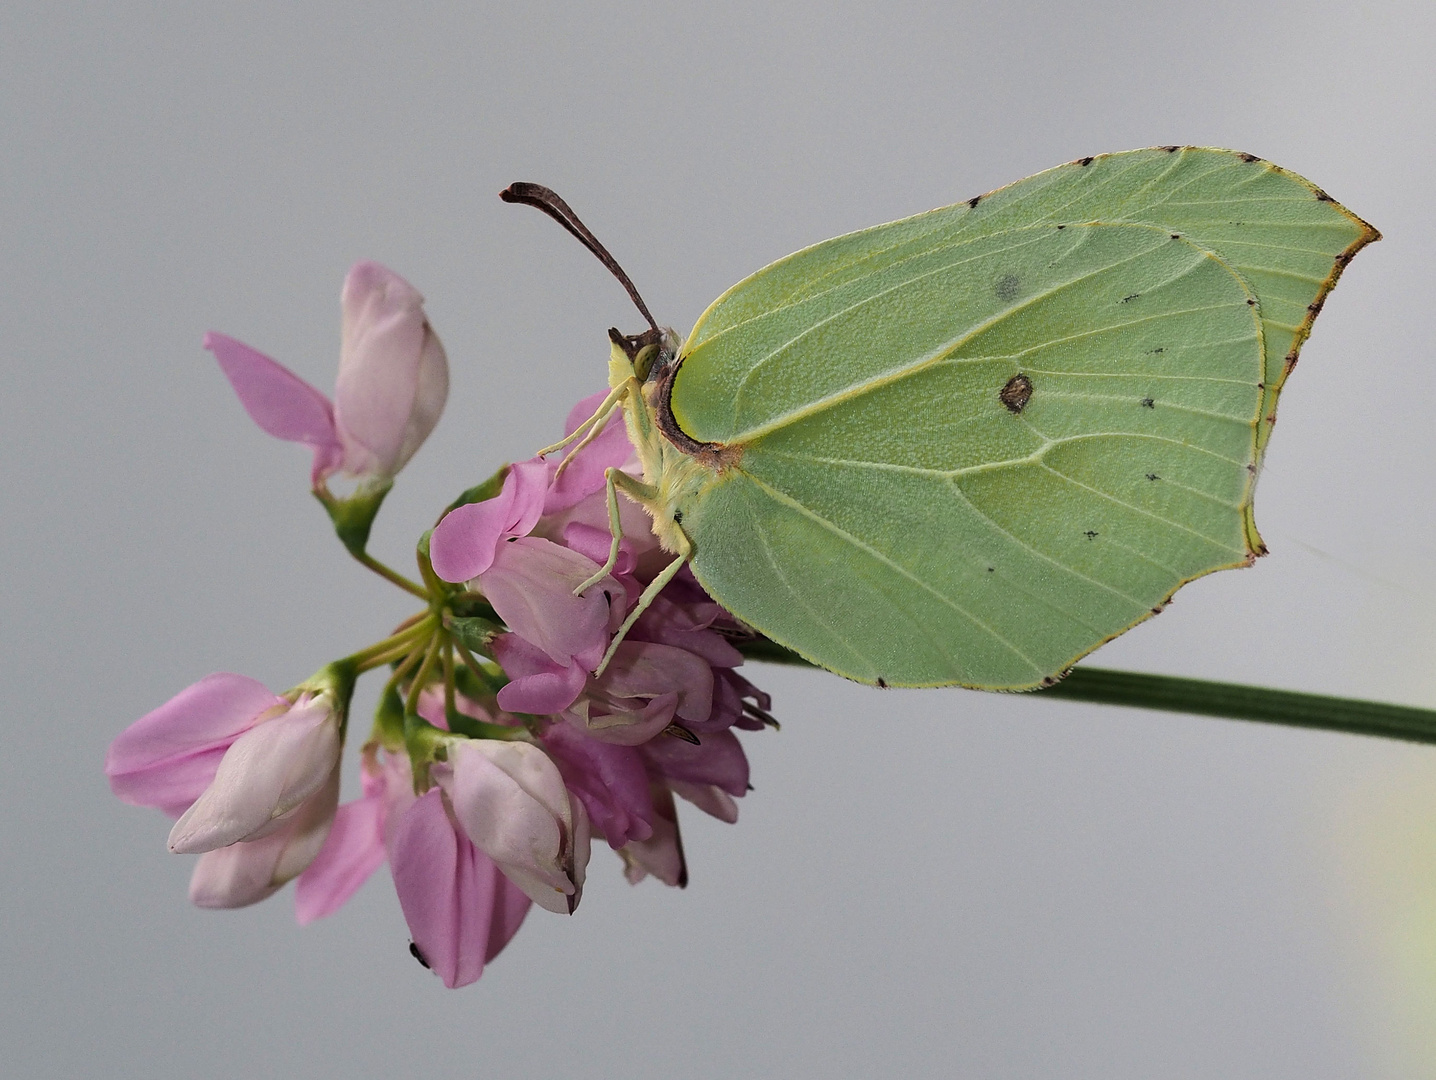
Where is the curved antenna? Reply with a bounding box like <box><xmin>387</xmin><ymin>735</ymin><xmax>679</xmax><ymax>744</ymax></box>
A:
<box><xmin>500</xmin><ymin>182</ymin><xmax>658</xmax><ymax>333</ymax></box>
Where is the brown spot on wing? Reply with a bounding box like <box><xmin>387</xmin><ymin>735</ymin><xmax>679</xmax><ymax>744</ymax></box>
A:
<box><xmin>1000</xmin><ymin>373</ymin><xmax>1033</xmax><ymax>413</ymax></box>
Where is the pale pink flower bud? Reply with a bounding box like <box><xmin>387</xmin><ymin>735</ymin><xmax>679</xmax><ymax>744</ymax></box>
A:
<box><xmin>334</xmin><ymin>261</ymin><xmax>448</xmax><ymax>482</ymax></box>
<box><xmin>168</xmin><ymin>692</ymin><xmax>342</xmax><ymax>854</ymax></box>
<box><xmin>203</xmin><ymin>261</ymin><xmax>447</xmax><ymax>489</ymax></box>
<box><xmin>187</xmin><ymin>766</ymin><xmax>341</xmax><ymax>909</ymax></box>
<box><xmin>436</xmin><ymin>740</ymin><xmax>591</xmax><ymax>915</ymax></box>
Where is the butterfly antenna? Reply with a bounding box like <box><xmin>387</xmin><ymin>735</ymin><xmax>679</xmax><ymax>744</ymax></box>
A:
<box><xmin>500</xmin><ymin>182</ymin><xmax>659</xmax><ymax>333</ymax></box>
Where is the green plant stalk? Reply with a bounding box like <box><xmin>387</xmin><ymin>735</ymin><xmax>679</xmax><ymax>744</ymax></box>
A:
<box><xmin>734</xmin><ymin>639</ymin><xmax>1436</xmax><ymax>747</ymax></box>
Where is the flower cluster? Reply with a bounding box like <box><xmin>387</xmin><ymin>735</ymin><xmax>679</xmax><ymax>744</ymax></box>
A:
<box><xmin>105</xmin><ymin>262</ymin><xmax>774</xmax><ymax>988</ymax></box>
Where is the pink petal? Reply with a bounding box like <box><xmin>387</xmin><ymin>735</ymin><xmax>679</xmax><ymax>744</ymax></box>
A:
<box><xmin>431</xmin><ymin>500</ymin><xmax>507</xmax><ymax>582</ymax></box>
<box><xmin>492</xmin><ymin>634</ymin><xmax>588</xmax><ymax>714</ymax></box>
<box><xmin>294</xmin><ymin>793</ymin><xmax>386</xmax><ymax>924</ymax></box>
<box><xmin>429</xmin><ymin>459</ymin><xmax>547</xmax><ymax>582</ymax></box>
<box><xmin>334</xmin><ymin>262</ymin><xmax>449</xmax><ymax>478</ymax></box>
<box><xmin>643</xmin><ymin>728</ymin><xmax>749</xmax><ymax>796</ymax></box>
<box><xmin>113</xmin><ymin>746</ymin><xmax>231</xmax><ymax>819</ymax></box>
<box><xmin>542</xmin><ymin>724</ymin><xmax>654</xmax><ymax>847</ymax></box>
<box><xmin>203</xmin><ymin>332</ymin><xmax>343</xmax><ymax>485</ymax></box>
<box><xmin>481</xmin><ymin>537</ymin><xmax>615</xmax><ymax>669</ymax></box>
<box><xmin>632</xmin><ymin>595</ymin><xmax>745</xmax><ymax>668</ymax></box>
<box><xmin>189</xmin><ymin>833</ymin><xmax>287</xmax><ymax>909</ymax></box>
<box><xmin>485</xmin><ymin>875</ymin><xmax>533</xmax><ymax>963</ymax></box>
<box><xmin>566</xmin><ymin>692</ymin><xmax>678</xmax><ymax>746</ymax></box>
<box><xmin>168</xmin><ymin>696</ymin><xmax>340</xmax><ymax>853</ymax></box>
<box><xmin>538</xmin><ymin>485</ymin><xmax>661</xmax><ymax>566</ymax></box>
<box><xmin>390</xmin><ymin>789</ymin><xmax>506</xmax><ymax>989</ymax></box>
<box><xmin>561</xmin><ymin>522</ymin><xmax>638</xmax><ymax>577</ymax></box>
<box><xmin>670</xmin><ymin>780</ymin><xmax>739</xmax><ymax>823</ymax></box>
<box><xmin>506</xmin><ymin>458</ymin><xmax>553</xmax><ymax>536</ymax></box>
<box><xmin>544</xmin><ymin>390</ymin><xmax>637</xmax><ymax>513</ymax></box>
<box><xmin>620</xmin><ymin>784</ymin><xmax>686</xmax><ymax>887</ymax></box>
<box><xmin>598</xmin><ymin>640</ymin><xmax>714</xmax><ymax>724</ymax></box>
<box><xmin>106</xmin><ymin>673</ymin><xmax>282</xmax><ymax>812</ymax></box>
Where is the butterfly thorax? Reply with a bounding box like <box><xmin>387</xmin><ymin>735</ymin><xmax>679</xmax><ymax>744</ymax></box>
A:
<box><xmin>608</xmin><ymin>330</ymin><xmax>733</xmax><ymax>555</ymax></box>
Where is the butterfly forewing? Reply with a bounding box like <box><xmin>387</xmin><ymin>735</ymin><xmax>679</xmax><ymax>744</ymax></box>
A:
<box><xmin>677</xmin><ymin>221</ymin><xmax>1263</xmax><ymax>687</ymax></box>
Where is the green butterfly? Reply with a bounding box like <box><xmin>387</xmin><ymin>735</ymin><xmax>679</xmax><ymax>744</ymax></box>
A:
<box><xmin>510</xmin><ymin>146</ymin><xmax>1377</xmax><ymax>691</ymax></box>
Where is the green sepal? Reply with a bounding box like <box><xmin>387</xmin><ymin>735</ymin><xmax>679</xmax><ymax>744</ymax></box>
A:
<box><xmin>314</xmin><ymin>481</ymin><xmax>393</xmax><ymax>558</ymax></box>
<box><xmin>453</xmin><ymin>652</ymin><xmax>506</xmax><ymax>697</ymax></box>
<box><xmin>402</xmin><ymin>711</ymin><xmax>449</xmax><ymax>793</ymax></box>
<box><xmin>292</xmin><ymin>660</ymin><xmax>358</xmax><ymax>739</ymax></box>
<box><xmin>443</xmin><ymin>706</ymin><xmax>523</xmax><ymax>742</ymax></box>
<box><xmin>414</xmin><ymin>529</ymin><xmax>452</xmax><ymax>602</ymax></box>
<box><xmin>448</xmin><ymin>615</ymin><xmax>503</xmax><ymax>653</ymax></box>
<box><xmin>374</xmin><ymin>684</ymin><xmax>406</xmax><ymax>748</ymax></box>
<box><xmin>442</xmin><ymin>464</ymin><xmax>510</xmax><ymax>518</ymax></box>
<box><xmin>449</xmin><ymin>594</ymin><xmax>501</xmax><ymax>621</ymax></box>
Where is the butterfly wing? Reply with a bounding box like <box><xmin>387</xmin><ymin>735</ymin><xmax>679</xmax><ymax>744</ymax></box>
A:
<box><xmin>669</xmin><ymin>148</ymin><xmax>1376</xmax><ymax>689</ymax></box>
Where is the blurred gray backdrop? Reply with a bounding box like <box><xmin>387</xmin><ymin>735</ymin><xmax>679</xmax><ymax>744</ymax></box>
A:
<box><xmin>4</xmin><ymin>2</ymin><xmax>1436</xmax><ymax>1077</ymax></box>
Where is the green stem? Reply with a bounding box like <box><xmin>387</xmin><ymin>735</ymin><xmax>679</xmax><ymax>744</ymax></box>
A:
<box><xmin>735</xmin><ymin>639</ymin><xmax>1436</xmax><ymax>747</ymax></box>
<box><xmin>345</xmin><ymin>616</ymin><xmax>436</xmax><ymax>672</ymax></box>
<box><xmin>452</xmin><ymin>639</ymin><xmax>503</xmax><ymax>694</ymax></box>
<box><xmin>405</xmin><ymin>633</ymin><xmax>444</xmax><ymax>717</ymax></box>
<box><xmin>443</xmin><ymin>638</ymin><xmax>457</xmax><ymax>720</ymax></box>
<box><xmin>352</xmin><ymin>550</ymin><xmax>428</xmax><ymax>599</ymax></box>
<box><xmin>1041</xmin><ymin>667</ymin><xmax>1436</xmax><ymax>745</ymax></box>
<box><xmin>381</xmin><ymin>645</ymin><xmax>427</xmax><ymax>705</ymax></box>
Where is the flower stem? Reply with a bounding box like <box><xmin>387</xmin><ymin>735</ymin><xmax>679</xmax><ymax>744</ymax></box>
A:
<box><xmin>405</xmin><ymin>633</ymin><xmax>444</xmax><ymax>717</ymax></box>
<box><xmin>381</xmin><ymin>645</ymin><xmax>427</xmax><ymax>705</ymax></box>
<box><xmin>346</xmin><ymin>616</ymin><xmax>437</xmax><ymax>672</ymax></box>
<box><xmin>352</xmin><ymin>550</ymin><xmax>428</xmax><ymax>599</ymax></box>
<box><xmin>734</xmin><ymin>639</ymin><xmax>1436</xmax><ymax>747</ymax></box>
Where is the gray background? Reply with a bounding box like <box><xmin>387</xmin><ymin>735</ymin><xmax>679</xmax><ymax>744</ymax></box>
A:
<box><xmin>4</xmin><ymin>2</ymin><xmax>1436</xmax><ymax>1077</ymax></box>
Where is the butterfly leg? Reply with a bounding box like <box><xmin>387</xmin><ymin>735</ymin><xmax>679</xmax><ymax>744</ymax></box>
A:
<box><xmin>572</xmin><ymin>465</ymin><xmax>639</xmax><ymax>595</ymax></box>
<box><xmin>535</xmin><ymin>379</ymin><xmax>632</xmax><ymax>460</ymax></box>
<box><xmin>553</xmin><ymin>380</ymin><xmax>640</xmax><ymax>482</ymax></box>
<box><xmin>592</xmin><ymin>526</ymin><xmax>692</xmax><ymax>677</ymax></box>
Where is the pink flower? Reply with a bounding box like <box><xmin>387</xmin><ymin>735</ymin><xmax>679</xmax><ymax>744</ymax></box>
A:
<box><xmin>106</xmin><ymin>672</ymin><xmax>347</xmax><ymax>910</ymax></box>
<box><xmin>432</xmin><ymin>461</ymin><xmax>620</xmax><ymax>671</ymax></box>
<box><xmin>167</xmin><ymin>690</ymin><xmax>342</xmax><ymax>854</ymax></box>
<box><xmin>106</xmin><ymin>673</ymin><xmax>285</xmax><ymax>817</ymax></box>
<box><xmin>496</xmin><ymin>635</ymin><xmax>713</xmax><ymax>745</ymax></box>
<box><xmin>435</xmin><ymin>740</ymin><xmax>590</xmax><ymax>915</ymax></box>
<box><xmin>189</xmin><ymin>767</ymin><xmax>341</xmax><ymax>909</ymax></box>
<box><xmin>540</xmin><ymin>723</ymin><xmax>655</xmax><ymax>848</ymax></box>
<box><xmin>204</xmin><ymin>261</ymin><xmax>448</xmax><ymax>489</ymax></box>
<box><xmin>390</xmin><ymin>788</ymin><xmax>532</xmax><ymax>988</ymax></box>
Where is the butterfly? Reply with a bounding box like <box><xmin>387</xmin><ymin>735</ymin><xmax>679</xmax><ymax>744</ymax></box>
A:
<box><xmin>509</xmin><ymin>147</ymin><xmax>1377</xmax><ymax>690</ymax></box>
